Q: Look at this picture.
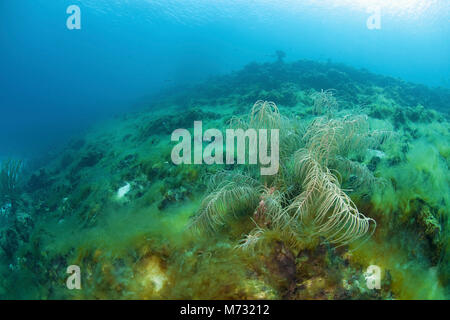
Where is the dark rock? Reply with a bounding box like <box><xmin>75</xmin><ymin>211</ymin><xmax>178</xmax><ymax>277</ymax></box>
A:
<box><xmin>77</xmin><ymin>151</ymin><xmax>103</xmax><ymax>169</ymax></box>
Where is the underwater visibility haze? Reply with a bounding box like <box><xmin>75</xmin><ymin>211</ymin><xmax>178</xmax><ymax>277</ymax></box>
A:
<box><xmin>0</xmin><ymin>0</ymin><xmax>449</xmax><ymax>300</ymax></box>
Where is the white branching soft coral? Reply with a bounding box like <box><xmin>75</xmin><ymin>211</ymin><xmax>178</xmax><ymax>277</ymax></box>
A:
<box><xmin>191</xmin><ymin>100</ymin><xmax>384</xmax><ymax>249</ymax></box>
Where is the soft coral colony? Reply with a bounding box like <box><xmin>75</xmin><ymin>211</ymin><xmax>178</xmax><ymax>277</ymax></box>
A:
<box><xmin>190</xmin><ymin>100</ymin><xmax>384</xmax><ymax>250</ymax></box>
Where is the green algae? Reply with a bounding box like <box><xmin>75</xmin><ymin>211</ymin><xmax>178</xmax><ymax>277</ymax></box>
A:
<box><xmin>0</xmin><ymin>60</ymin><xmax>449</xmax><ymax>300</ymax></box>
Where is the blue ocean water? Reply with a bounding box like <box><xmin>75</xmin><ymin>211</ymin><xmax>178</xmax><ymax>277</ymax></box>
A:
<box><xmin>0</xmin><ymin>0</ymin><xmax>449</xmax><ymax>156</ymax></box>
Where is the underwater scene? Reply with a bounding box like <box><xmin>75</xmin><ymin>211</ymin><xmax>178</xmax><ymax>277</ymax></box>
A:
<box><xmin>0</xmin><ymin>1</ymin><xmax>449</xmax><ymax>301</ymax></box>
